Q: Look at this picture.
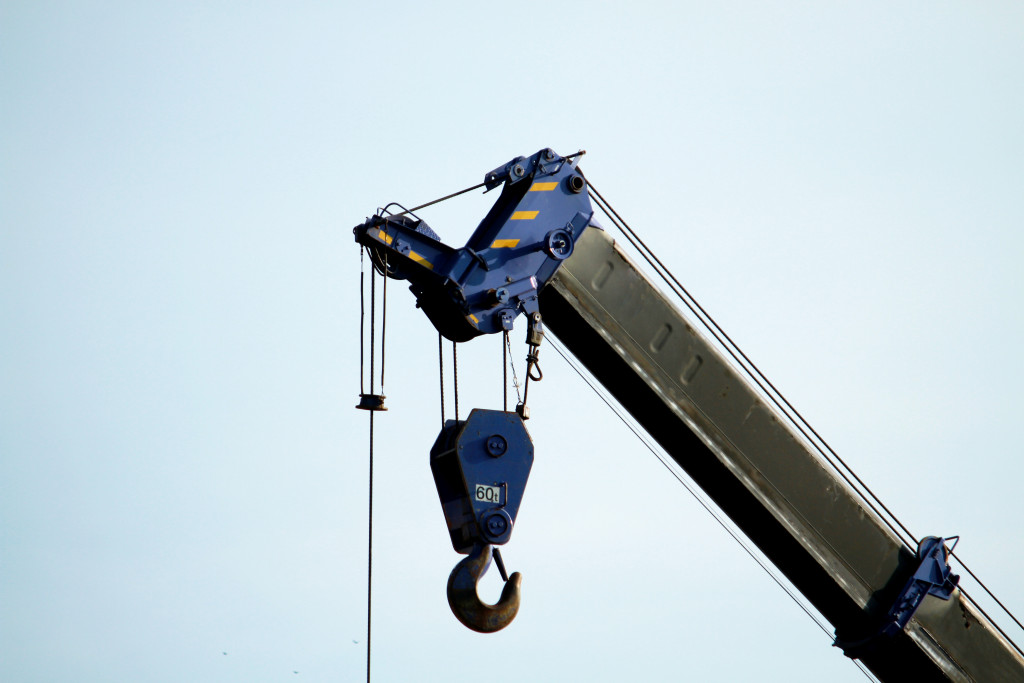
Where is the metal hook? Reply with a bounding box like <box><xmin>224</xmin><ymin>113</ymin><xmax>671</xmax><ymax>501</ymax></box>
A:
<box><xmin>446</xmin><ymin>543</ymin><xmax>522</xmax><ymax>633</ymax></box>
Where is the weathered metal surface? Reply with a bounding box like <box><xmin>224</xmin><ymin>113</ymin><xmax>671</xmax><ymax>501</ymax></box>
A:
<box><xmin>447</xmin><ymin>543</ymin><xmax>522</xmax><ymax>634</ymax></box>
<box><xmin>541</xmin><ymin>227</ymin><xmax>1024</xmax><ymax>681</ymax></box>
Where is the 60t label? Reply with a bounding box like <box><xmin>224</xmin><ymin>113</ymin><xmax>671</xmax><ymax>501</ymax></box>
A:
<box><xmin>474</xmin><ymin>484</ymin><xmax>503</xmax><ymax>504</ymax></box>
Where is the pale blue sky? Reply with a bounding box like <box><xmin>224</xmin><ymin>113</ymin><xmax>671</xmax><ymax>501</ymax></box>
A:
<box><xmin>2</xmin><ymin>2</ymin><xmax>1022</xmax><ymax>681</ymax></box>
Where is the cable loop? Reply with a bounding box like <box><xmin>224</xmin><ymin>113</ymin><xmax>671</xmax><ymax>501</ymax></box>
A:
<box><xmin>527</xmin><ymin>354</ymin><xmax>543</xmax><ymax>382</ymax></box>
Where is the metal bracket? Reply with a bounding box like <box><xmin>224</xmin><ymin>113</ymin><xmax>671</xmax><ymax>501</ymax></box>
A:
<box><xmin>353</xmin><ymin>148</ymin><xmax>593</xmax><ymax>342</ymax></box>
<box><xmin>834</xmin><ymin>536</ymin><xmax>960</xmax><ymax>659</ymax></box>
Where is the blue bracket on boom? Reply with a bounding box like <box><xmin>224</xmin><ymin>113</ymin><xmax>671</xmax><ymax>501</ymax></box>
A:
<box><xmin>834</xmin><ymin>536</ymin><xmax>960</xmax><ymax>659</ymax></box>
<box><xmin>352</xmin><ymin>148</ymin><xmax>594</xmax><ymax>343</ymax></box>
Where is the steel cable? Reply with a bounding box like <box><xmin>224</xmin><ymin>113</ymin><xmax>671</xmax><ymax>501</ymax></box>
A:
<box><xmin>359</xmin><ymin>249</ymin><xmax>365</xmax><ymax>395</ymax></box>
<box><xmin>365</xmin><ymin>411</ymin><xmax>374</xmax><ymax>683</ymax></box>
<box><xmin>547</xmin><ymin>335</ymin><xmax>879</xmax><ymax>682</ymax></box>
<box><xmin>453</xmin><ymin>341</ymin><xmax>459</xmax><ymax>422</ymax></box>
<box><xmin>439</xmin><ymin>333</ymin><xmax>445</xmax><ymax>426</ymax></box>
<box><xmin>582</xmin><ymin>176</ymin><xmax>1024</xmax><ymax>655</ymax></box>
<box><xmin>585</xmin><ymin>181</ymin><xmax>918</xmax><ymax>549</ymax></box>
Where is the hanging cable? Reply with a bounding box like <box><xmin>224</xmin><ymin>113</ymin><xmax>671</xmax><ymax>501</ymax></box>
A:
<box><xmin>359</xmin><ymin>248</ymin><xmax>366</xmax><ymax>396</ymax></box>
<box><xmin>506</xmin><ymin>331</ymin><xmax>522</xmax><ymax>406</ymax></box>
<box><xmin>369</xmin><ymin>268</ymin><xmax>375</xmax><ymax>396</ymax></box>
<box><xmin>452</xmin><ymin>341</ymin><xmax>459</xmax><ymax>422</ymax></box>
<box><xmin>365</xmin><ymin>410</ymin><xmax>375</xmax><ymax>683</ymax></box>
<box><xmin>380</xmin><ymin>251</ymin><xmax>387</xmax><ymax>392</ymax></box>
<box><xmin>438</xmin><ymin>333</ymin><xmax>445</xmax><ymax>426</ymax></box>
<box><xmin>356</xmin><ymin>248</ymin><xmax>389</xmax><ymax>682</ymax></box>
<box><xmin>503</xmin><ymin>331</ymin><xmax>508</xmax><ymax>412</ymax></box>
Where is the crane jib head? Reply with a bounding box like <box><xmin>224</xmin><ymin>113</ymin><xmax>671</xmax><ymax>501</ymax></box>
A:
<box><xmin>353</xmin><ymin>148</ymin><xmax>594</xmax><ymax>342</ymax></box>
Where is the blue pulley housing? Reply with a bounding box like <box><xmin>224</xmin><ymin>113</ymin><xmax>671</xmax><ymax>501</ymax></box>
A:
<box><xmin>430</xmin><ymin>409</ymin><xmax>534</xmax><ymax>554</ymax></box>
<box><xmin>353</xmin><ymin>148</ymin><xmax>593</xmax><ymax>342</ymax></box>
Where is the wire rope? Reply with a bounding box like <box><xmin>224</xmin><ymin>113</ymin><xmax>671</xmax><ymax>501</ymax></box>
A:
<box><xmin>365</xmin><ymin>411</ymin><xmax>375</xmax><ymax>683</ymax></box>
<box><xmin>438</xmin><ymin>333</ymin><xmax>445</xmax><ymax>426</ymax></box>
<box><xmin>582</xmin><ymin>176</ymin><xmax>1023</xmax><ymax>654</ymax></box>
<box><xmin>452</xmin><ymin>341</ymin><xmax>459</xmax><ymax>422</ymax></box>
<box><xmin>546</xmin><ymin>335</ymin><xmax>879</xmax><ymax>682</ymax></box>
<box><xmin>380</xmin><ymin>251</ymin><xmax>387</xmax><ymax>391</ymax></box>
<box><xmin>958</xmin><ymin>585</ymin><xmax>1024</xmax><ymax>659</ymax></box>
<box><xmin>369</xmin><ymin>264</ymin><xmax>376</xmax><ymax>397</ymax></box>
<box><xmin>953</xmin><ymin>555</ymin><xmax>1024</xmax><ymax>636</ymax></box>
<box><xmin>361</xmin><ymin>256</ymin><xmax>381</xmax><ymax>683</ymax></box>
<box><xmin>585</xmin><ymin>180</ymin><xmax>918</xmax><ymax>549</ymax></box>
<box><xmin>359</xmin><ymin>248</ymin><xmax>365</xmax><ymax>395</ymax></box>
<box><xmin>505</xmin><ymin>331</ymin><xmax>522</xmax><ymax>405</ymax></box>
<box><xmin>382</xmin><ymin>151</ymin><xmax>586</xmax><ymax>220</ymax></box>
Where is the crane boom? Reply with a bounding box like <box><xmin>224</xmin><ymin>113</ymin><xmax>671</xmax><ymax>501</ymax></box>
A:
<box><xmin>541</xmin><ymin>225</ymin><xmax>1024</xmax><ymax>682</ymax></box>
<box><xmin>353</xmin><ymin>148</ymin><xmax>1024</xmax><ymax>680</ymax></box>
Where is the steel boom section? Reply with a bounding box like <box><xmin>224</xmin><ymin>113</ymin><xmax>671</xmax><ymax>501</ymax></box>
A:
<box><xmin>540</xmin><ymin>227</ymin><xmax>1024</xmax><ymax>682</ymax></box>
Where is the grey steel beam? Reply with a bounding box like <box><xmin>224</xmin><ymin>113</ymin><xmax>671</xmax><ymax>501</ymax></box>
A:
<box><xmin>540</xmin><ymin>227</ymin><xmax>1024</xmax><ymax>682</ymax></box>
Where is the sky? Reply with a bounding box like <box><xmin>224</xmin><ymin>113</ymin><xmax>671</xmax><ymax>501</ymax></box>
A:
<box><xmin>2</xmin><ymin>2</ymin><xmax>1023</xmax><ymax>682</ymax></box>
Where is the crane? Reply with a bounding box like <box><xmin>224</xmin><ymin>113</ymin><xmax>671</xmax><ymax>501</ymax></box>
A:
<box><xmin>353</xmin><ymin>148</ymin><xmax>1024</xmax><ymax>682</ymax></box>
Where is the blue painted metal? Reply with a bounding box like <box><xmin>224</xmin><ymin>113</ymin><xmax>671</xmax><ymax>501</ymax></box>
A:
<box><xmin>353</xmin><ymin>148</ymin><xmax>593</xmax><ymax>342</ymax></box>
<box><xmin>835</xmin><ymin>536</ymin><xmax>960</xmax><ymax>659</ymax></box>
<box><xmin>430</xmin><ymin>409</ymin><xmax>534</xmax><ymax>554</ymax></box>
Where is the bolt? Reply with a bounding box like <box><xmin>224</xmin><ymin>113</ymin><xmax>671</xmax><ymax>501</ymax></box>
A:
<box><xmin>480</xmin><ymin>510</ymin><xmax>512</xmax><ymax>543</ymax></box>
<box><xmin>486</xmin><ymin>435</ymin><xmax>507</xmax><ymax>457</ymax></box>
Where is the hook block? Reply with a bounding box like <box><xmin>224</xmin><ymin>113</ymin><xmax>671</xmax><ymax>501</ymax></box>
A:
<box><xmin>430</xmin><ymin>409</ymin><xmax>534</xmax><ymax>554</ymax></box>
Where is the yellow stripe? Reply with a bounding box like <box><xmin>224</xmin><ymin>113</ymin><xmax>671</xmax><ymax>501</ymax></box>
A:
<box><xmin>491</xmin><ymin>239</ymin><xmax>520</xmax><ymax>248</ymax></box>
<box><xmin>375</xmin><ymin>229</ymin><xmax>432</xmax><ymax>269</ymax></box>
<box><xmin>408</xmin><ymin>251</ymin><xmax>433</xmax><ymax>269</ymax></box>
<box><xmin>511</xmin><ymin>211</ymin><xmax>538</xmax><ymax>220</ymax></box>
<box><xmin>469</xmin><ymin>314</ymin><xmax>479</xmax><ymax>323</ymax></box>
<box><xmin>529</xmin><ymin>182</ymin><xmax>558</xmax><ymax>192</ymax></box>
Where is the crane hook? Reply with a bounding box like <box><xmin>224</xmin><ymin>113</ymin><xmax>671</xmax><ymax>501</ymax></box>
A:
<box><xmin>446</xmin><ymin>543</ymin><xmax>522</xmax><ymax>633</ymax></box>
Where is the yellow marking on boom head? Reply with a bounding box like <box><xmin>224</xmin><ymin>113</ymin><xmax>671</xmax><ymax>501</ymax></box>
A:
<box><xmin>490</xmin><ymin>239</ymin><xmax>520</xmax><ymax>248</ymax></box>
<box><xmin>408</xmin><ymin>251</ymin><xmax>433</xmax><ymax>269</ymax></box>
<box><xmin>510</xmin><ymin>211</ymin><xmax>539</xmax><ymax>220</ymax></box>
<box><xmin>529</xmin><ymin>182</ymin><xmax>558</xmax><ymax>192</ymax></box>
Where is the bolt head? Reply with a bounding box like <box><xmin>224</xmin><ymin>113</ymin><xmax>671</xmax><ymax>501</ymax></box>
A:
<box><xmin>486</xmin><ymin>434</ymin><xmax>507</xmax><ymax>457</ymax></box>
<box><xmin>480</xmin><ymin>509</ymin><xmax>513</xmax><ymax>543</ymax></box>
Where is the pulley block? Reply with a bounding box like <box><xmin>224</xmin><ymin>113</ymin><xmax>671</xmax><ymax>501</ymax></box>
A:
<box><xmin>430</xmin><ymin>409</ymin><xmax>534</xmax><ymax>553</ymax></box>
